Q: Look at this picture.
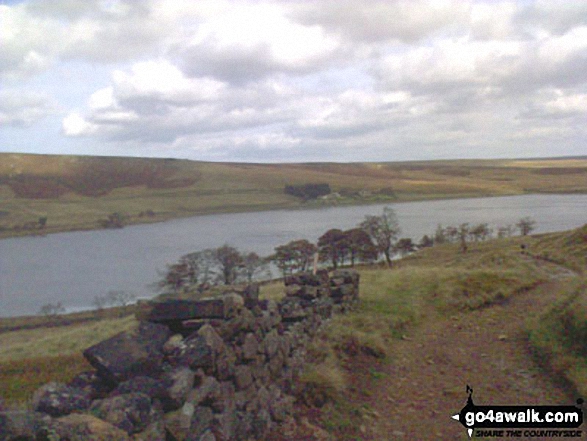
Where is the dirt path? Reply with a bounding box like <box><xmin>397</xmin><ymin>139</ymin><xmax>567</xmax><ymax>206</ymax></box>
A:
<box><xmin>363</xmin><ymin>264</ymin><xmax>581</xmax><ymax>440</ymax></box>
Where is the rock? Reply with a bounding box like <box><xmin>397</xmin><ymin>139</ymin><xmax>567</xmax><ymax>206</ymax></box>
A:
<box><xmin>331</xmin><ymin>269</ymin><xmax>360</xmax><ymax>285</ymax></box>
<box><xmin>268</xmin><ymin>386</ymin><xmax>294</xmax><ymax>422</ymax></box>
<box><xmin>219</xmin><ymin>309</ymin><xmax>255</xmax><ymax>340</ymax></box>
<box><xmin>285</xmin><ymin>284</ymin><xmax>304</xmax><ymax>298</ymax></box>
<box><xmin>130</xmin><ymin>420</ymin><xmax>166</xmax><ymax>441</ymax></box>
<box><xmin>90</xmin><ymin>392</ymin><xmax>163</xmax><ymax>435</ymax></box>
<box><xmin>164</xmin><ymin>407</ymin><xmax>193</xmax><ymax>441</ymax></box>
<box><xmin>83</xmin><ymin>322</ymin><xmax>171</xmax><ymax>384</ymax></box>
<box><xmin>186</xmin><ymin>374</ymin><xmax>220</xmax><ymax>407</ymax></box>
<box><xmin>0</xmin><ymin>410</ymin><xmax>50</xmax><ymax>440</ymax></box>
<box><xmin>194</xmin><ymin>429</ymin><xmax>216</xmax><ymax>441</ymax></box>
<box><xmin>330</xmin><ymin>284</ymin><xmax>355</xmax><ymax>299</ymax></box>
<box><xmin>186</xmin><ymin>406</ymin><xmax>214</xmax><ymax>441</ymax></box>
<box><xmin>47</xmin><ymin>413</ymin><xmax>130</xmax><ymax>440</ymax></box>
<box><xmin>278</xmin><ymin>299</ymin><xmax>308</xmax><ymax>322</ymax></box>
<box><xmin>68</xmin><ymin>370</ymin><xmax>113</xmax><ymax>400</ymax></box>
<box><xmin>263</xmin><ymin>330</ymin><xmax>280</xmax><ymax>358</ymax></box>
<box><xmin>143</xmin><ymin>295</ymin><xmax>244</xmax><ymax>324</ymax></box>
<box><xmin>169</xmin><ymin>325</ymin><xmax>225</xmax><ymax>372</ymax></box>
<box><xmin>32</xmin><ymin>381</ymin><xmax>91</xmax><ymax>417</ymax></box>
<box><xmin>242</xmin><ymin>333</ymin><xmax>259</xmax><ymax>361</ymax></box>
<box><xmin>162</xmin><ymin>367</ymin><xmax>196</xmax><ymax>411</ymax></box>
<box><xmin>284</xmin><ymin>273</ymin><xmax>323</xmax><ymax>287</ymax></box>
<box><xmin>234</xmin><ymin>365</ymin><xmax>253</xmax><ymax>391</ymax></box>
<box><xmin>111</xmin><ymin>376</ymin><xmax>169</xmax><ymax>404</ymax></box>
<box><xmin>214</xmin><ymin>345</ymin><xmax>237</xmax><ymax>381</ymax></box>
<box><xmin>241</xmin><ymin>284</ymin><xmax>260</xmax><ymax>309</ymax></box>
<box><xmin>251</xmin><ymin>408</ymin><xmax>272</xmax><ymax>439</ymax></box>
<box><xmin>162</xmin><ymin>334</ymin><xmax>185</xmax><ymax>355</ymax></box>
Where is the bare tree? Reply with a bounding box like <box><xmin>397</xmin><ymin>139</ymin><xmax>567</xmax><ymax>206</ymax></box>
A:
<box><xmin>214</xmin><ymin>244</ymin><xmax>244</xmax><ymax>285</ymax></box>
<box><xmin>360</xmin><ymin>206</ymin><xmax>401</xmax><ymax>267</ymax></box>
<box><xmin>242</xmin><ymin>252</ymin><xmax>268</xmax><ymax>283</ymax></box>
<box><xmin>38</xmin><ymin>302</ymin><xmax>65</xmax><ymax>318</ymax></box>
<box><xmin>419</xmin><ymin>234</ymin><xmax>434</xmax><ymax>248</ymax></box>
<box><xmin>516</xmin><ymin>217</ymin><xmax>536</xmax><ymax>236</ymax></box>
<box><xmin>396</xmin><ymin>238</ymin><xmax>416</xmax><ymax>257</ymax></box>
<box><xmin>318</xmin><ymin>229</ymin><xmax>348</xmax><ymax>269</ymax></box>
<box><xmin>458</xmin><ymin>223</ymin><xmax>470</xmax><ymax>253</ymax></box>
<box><xmin>344</xmin><ymin>228</ymin><xmax>378</xmax><ymax>266</ymax></box>
<box><xmin>497</xmin><ymin>224</ymin><xmax>516</xmax><ymax>238</ymax></box>
<box><xmin>272</xmin><ymin>239</ymin><xmax>317</xmax><ymax>276</ymax></box>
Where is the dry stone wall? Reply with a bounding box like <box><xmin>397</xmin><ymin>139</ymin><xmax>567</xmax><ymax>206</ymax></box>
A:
<box><xmin>0</xmin><ymin>270</ymin><xmax>359</xmax><ymax>441</ymax></box>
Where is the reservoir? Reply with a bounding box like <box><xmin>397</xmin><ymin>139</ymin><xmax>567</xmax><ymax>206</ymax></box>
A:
<box><xmin>0</xmin><ymin>194</ymin><xmax>585</xmax><ymax>317</ymax></box>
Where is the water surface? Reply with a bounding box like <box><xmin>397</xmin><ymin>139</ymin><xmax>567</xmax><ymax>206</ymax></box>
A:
<box><xmin>0</xmin><ymin>194</ymin><xmax>585</xmax><ymax>317</ymax></box>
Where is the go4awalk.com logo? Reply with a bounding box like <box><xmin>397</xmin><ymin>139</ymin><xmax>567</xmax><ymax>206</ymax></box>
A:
<box><xmin>451</xmin><ymin>386</ymin><xmax>584</xmax><ymax>438</ymax></box>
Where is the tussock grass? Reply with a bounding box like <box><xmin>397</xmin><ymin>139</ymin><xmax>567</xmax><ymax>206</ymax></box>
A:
<box><xmin>0</xmin><ymin>354</ymin><xmax>91</xmax><ymax>406</ymax></box>
<box><xmin>0</xmin><ymin>316</ymin><xmax>137</xmax><ymax>406</ymax></box>
<box><xmin>528</xmin><ymin>277</ymin><xmax>587</xmax><ymax>398</ymax></box>
<box><xmin>0</xmin><ymin>315</ymin><xmax>137</xmax><ymax>361</ymax></box>
<box><xmin>531</xmin><ymin>224</ymin><xmax>587</xmax><ymax>271</ymax></box>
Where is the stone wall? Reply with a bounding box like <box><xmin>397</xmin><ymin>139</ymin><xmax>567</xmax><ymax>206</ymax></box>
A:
<box><xmin>1</xmin><ymin>270</ymin><xmax>359</xmax><ymax>441</ymax></box>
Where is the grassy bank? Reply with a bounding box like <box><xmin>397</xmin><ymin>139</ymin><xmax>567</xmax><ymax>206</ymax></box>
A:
<box><xmin>1</xmin><ymin>153</ymin><xmax>586</xmax><ymax>239</ymax></box>
<box><xmin>1</xmin><ymin>225</ymin><xmax>585</xmax><ymax>436</ymax></box>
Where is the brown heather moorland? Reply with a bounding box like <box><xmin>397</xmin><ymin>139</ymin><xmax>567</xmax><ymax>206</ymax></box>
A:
<box><xmin>1</xmin><ymin>153</ymin><xmax>586</xmax><ymax>238</ymax></box>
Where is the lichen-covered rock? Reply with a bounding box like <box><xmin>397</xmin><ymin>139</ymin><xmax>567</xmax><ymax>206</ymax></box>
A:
<box><xmin>90</xmin><ymin>392</ymin><xmax>162</xmax><ymax>435</ymax></box>
<box><xmin>83</xmin><ymin>322</ymin><xmax>171</xmax><ymax>384</ymax></box>
<box><xmin>46</xmin><ymin>413</ymin><xmax>130</xmax><ymax>441</ymax></box>
<box><xmin>32</xmin><ymin>382</ymin><xmax>92</xmax><ymax>417</ymax></box>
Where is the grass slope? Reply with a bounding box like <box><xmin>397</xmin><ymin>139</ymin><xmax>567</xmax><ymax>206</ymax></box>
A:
<box><xmin>1</xmin><ymin>153</ymin><xmax>587</xmax><ymax>238</ymax></box>
<box><xmin>0</xmin><ymin>224</ymin><xmax>585</xmax><ymax>428</ymax></box>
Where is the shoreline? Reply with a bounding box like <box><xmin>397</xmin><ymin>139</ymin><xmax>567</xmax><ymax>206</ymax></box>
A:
<box><xmin>0</xmin><ymin>189</ymin><xmax>538</xmax><ymax>241</ymax></box>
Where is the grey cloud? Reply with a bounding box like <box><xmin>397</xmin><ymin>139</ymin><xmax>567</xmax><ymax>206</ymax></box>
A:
<box><xmin>290</xmin><ymin>0</ymin><xmax>470</xmax><ymax>43</ymax></box>
<box><xmin>515</xmin><ymin>2</ymin><xmax>587</xmax><ymax>35</ymax></box>
<box><xmin>0</xmin><ymin>90</ymin><xmax>54</xmax><ymax>127</ymax></box>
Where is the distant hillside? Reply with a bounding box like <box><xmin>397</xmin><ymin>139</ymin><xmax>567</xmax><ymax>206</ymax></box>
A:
<box><xmin>1</xmin><ymin>153</ymin><xmax>586</xmax><ymax>238</ymax></box>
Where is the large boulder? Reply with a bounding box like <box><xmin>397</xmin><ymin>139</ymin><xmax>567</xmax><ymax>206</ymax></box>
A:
<box><xmin>83</xmin><ymin>322</ymin><xmax>171</xmax><ymax>384</ymax></box>
<box><xmin>32</xmin><ymin>382</ymin><xmax>92</xmax><ymax>417</ymax></box>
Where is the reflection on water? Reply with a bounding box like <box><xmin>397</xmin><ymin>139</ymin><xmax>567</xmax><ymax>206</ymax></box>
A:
<box><xmin>0</xmin><ymin>194</ymin><xmax>586</xmax><ymax>317</ymax></box>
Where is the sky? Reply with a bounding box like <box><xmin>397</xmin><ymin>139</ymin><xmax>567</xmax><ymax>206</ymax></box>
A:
<box><xmin>0</xmin><ymin>0</ymin><xmax>586</xmax><ymax>163</ymax></box>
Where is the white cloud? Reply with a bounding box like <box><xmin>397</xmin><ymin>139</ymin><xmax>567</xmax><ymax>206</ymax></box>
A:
<box><xmin>2</xmin><ymin>0</ymin><xmax>587</xmax><ymax>161</ymax></box>
<box><xmin>0</xmin><ymin>90</ymin><xmax>55</xmax><ymax>126</ymax></box>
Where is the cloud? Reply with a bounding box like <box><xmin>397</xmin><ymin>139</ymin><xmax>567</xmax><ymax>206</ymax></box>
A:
<box><xmin>178</xmin><ymin>2</ymin><xmax>342</xmax><ymax>84</ymax></box>
<box><xmin>3</xmin><ymin>0</ymin><xmax>587</xmax><ymax>162</ymax></box>
<box><xmin>291</xmin><ymin>0</ymin><xmax>470</xmax><ymax>44</ymax></box>
<box><xmin>0</xmin><ymin>90</ymin><xmax>55</xmax><ymax>127</ymax></box>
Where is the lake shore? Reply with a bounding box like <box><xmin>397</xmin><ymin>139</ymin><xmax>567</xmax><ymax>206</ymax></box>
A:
<box><xmin>0</xmin><ymin>188</ymin><xmax>556</xmax><ymax>240</ymax></box>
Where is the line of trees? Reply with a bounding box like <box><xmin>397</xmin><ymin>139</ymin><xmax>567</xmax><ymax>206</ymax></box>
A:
<box><xmin>159</xmin><ymin>210</ymin><xmax>538</xmax><ymax>294</ymax></box>
<box><xmin>160</xmin><ymin>206</ymin><xmax>408</xmax><ymax>293</ymax></box>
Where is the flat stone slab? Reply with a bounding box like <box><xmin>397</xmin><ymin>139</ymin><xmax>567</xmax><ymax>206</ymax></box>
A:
<box><xmin>140</xmin><ymin>295</ymin><xmax>244</xmax><ymax>323</ymax></box>
<box><xmin>83</xmin><ymin>322</ymin><xmax>171</xmax><ymax>384</ymax></box>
